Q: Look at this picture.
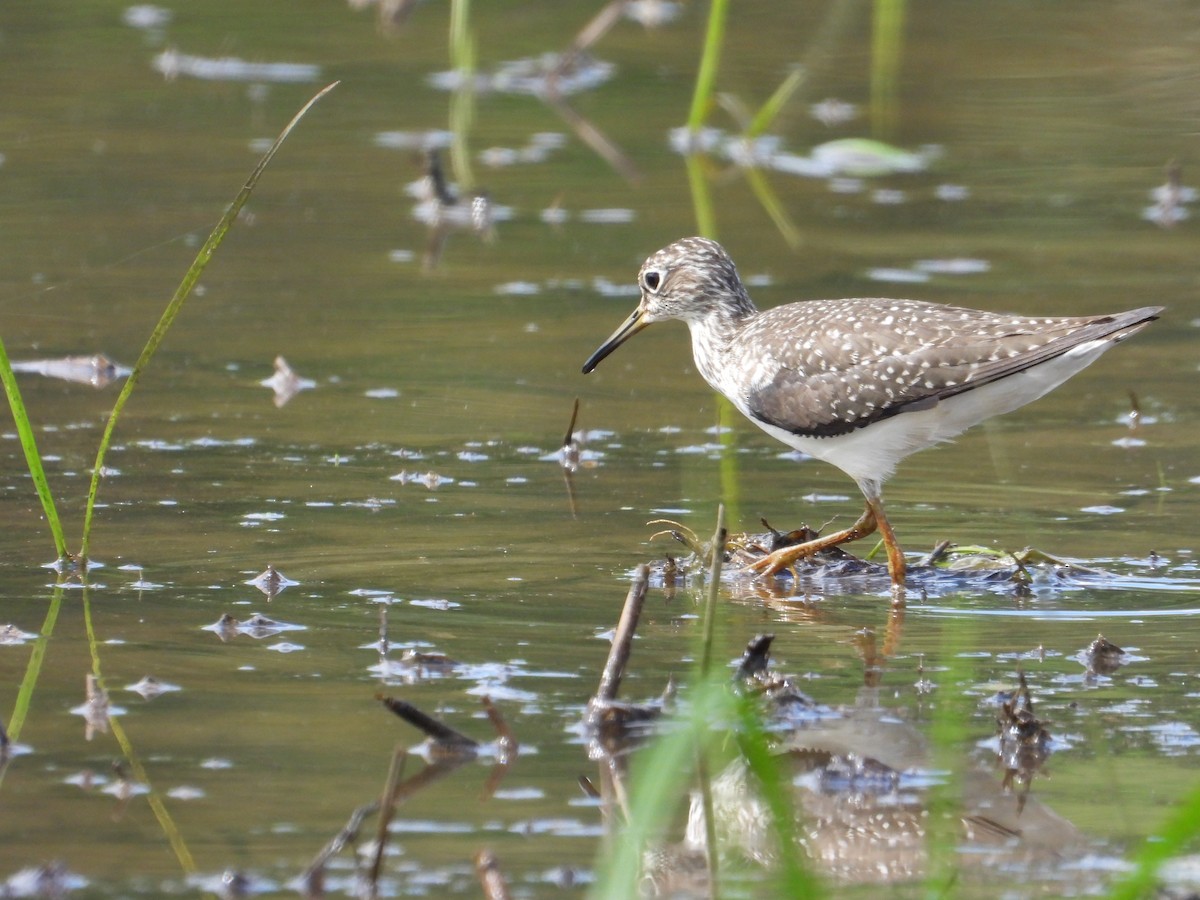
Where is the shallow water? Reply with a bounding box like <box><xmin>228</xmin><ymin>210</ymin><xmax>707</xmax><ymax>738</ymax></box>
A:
<box><xmin>1</xmin><ymin>1</ymin><xmax>1199</xmax><ymax>896</ymax></box>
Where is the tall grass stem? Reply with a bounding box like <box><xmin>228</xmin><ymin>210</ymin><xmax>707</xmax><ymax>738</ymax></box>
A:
<box><xmin>78</xmin><ymin>82</ymin><xmax>339</xmax><ymax>560</ymax></box>
<box><xmin>0</xmin><ymin>341</ymin><xmax>68</xmax><ymax>559</ymax></box>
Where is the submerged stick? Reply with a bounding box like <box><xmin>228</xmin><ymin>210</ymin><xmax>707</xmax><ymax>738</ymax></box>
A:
<box><xmin>301</xmin><ymin>799</ymin><xmax>378</xmax><ymax>890</ymax></box>
<box><xmin>378</xmin><ymin>695</ymin><xmax>479</xmax><ymax>749</ymax></box>
<box><xmin>595</xmin><ymin>565</ymin><xmax>650</xmax><ymax>705</ymax></box>
<box><xmin>547</xmin><ymin>0</ymin><xmax>628</xmax><ymax>92</ymax></box>
<box><xmin>368</xmin><ymin>745</ymin><xmax>408</xmax><ymax>890</ymax></box>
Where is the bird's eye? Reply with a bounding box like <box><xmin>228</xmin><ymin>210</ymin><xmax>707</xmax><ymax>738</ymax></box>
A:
<box><xmin>642</xmin><ymin>269</ymin><xmax>663</xmax><ymax>292</ymax></box>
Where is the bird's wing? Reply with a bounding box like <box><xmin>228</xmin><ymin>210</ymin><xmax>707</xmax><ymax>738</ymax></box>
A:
<box><xmin>743</xmin><ymin>302</ymin><xmax>1160</xmax><ymax>438</ymax></box>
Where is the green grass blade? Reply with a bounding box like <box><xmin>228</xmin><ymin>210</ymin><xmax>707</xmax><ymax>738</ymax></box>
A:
<box><xmin>1107</xmin><ymin>781</ymin><xmax>1200</xmax><ymax>900</ymax></box>
<box><xmin>0</xmin><ymin>340</ymin><xmax>68</xmax><ymax>559</ymax></box>
<box><xmin>746</xmin><ymin>66</ymin><xmax>806</xmax><ymax>138</ymax></box>
<box><xmin>0</xmin><ymin>583</ymin><xmax>65</xmax><ymax>795</ymax></box>
<box><xmin>686</xmin><ymin>0</ymin><xmax>730</xmax><ymax>130</ymax></box>
<box><xmin>735</xmin><ymin>692</ymin><xmax>824</xmax><ymax>897</ymax></box>
<box><xmin>81</xmin><ymin>588</ymin><xmax>199</xmax><ymax>874</ymax></box>
<box><xmin>0</xmin><ymin>585</ymin><xmax>64</xmax><ymax>749</ymax></box>
<box><xmin>921</xmin><ymin>626</ymin><xmax>974</xmax><ymax>898</ymax></box>
<box><xmin>78</xmin><ymin>81</ymin><xmax>339</xmax><ymax>560</ymax></box>
<box><xmin>744</xmin><ymin>166</ymin><xmax>803</xmax><ymax>248</ymax></box>
<box><xmin>591</xmin><ymin>679</ymin><xmax>731</xmax><ymax>900</ymax></box>
<box><xmin>448</xmin><ymin>0</ymin><xmax>476</xmax><ymax>190</ymax></box>
<box><xmin>871</xmin><ymin>0</ymin><xmax>906</xmax><ymax>140</ymax></box>
<box><xmin>685</xmin><ymin>153</ymin><xmax>717</xmax><ymax>240</ymax></box>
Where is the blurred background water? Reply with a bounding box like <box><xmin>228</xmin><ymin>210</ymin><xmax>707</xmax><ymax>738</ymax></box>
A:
<box><xmin>0</xmin><ymin>1</ymin><xmax>1198</xmax><ymax>896</ymax></box>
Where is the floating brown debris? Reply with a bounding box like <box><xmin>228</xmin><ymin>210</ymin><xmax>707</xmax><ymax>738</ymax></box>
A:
<box><xmin>260</xmin><ymin>355</ymin><xmax>315</xmax><ymax>408</ymax></box>
<box><xmin>647</xmin><ymin>514</ymin><xmax>1111</xmax><ymax>596</ymax></box>
<box><xmin>584</xmin><ymin>565</ymin><xmax>668</xmax><ymax>752</ymax></box>
<box><xmin>79</xmin><ymin>674</ymin><xmax>110</xmax><ymax>741</ymax></box>
<box><xmin>735</xmin><ymin>633</ymin><xmax>774</xmax><ymax>679</ymax></box>
<box><xmin>560</xmin><ymin>397</ymin><xmax>583</xmax><ymax>516</ymax></box>
<box><xmin>0</xmin><ymin>623</ymin><xmax>37</xmax><ymax>646</ymax></box>
<box><xmin>474</xmin><ymin>849</ymin><xmax>511</xmax><ymax>900</ymax></box>
<box><xmin>10</xmin><ymin>353</ymin><xmax>130</xmax><ymax>388</ymax></box>
<box><xmin>1082</xmin><ymin>634</ymin><xmax>1126</xmax><ymax>677</ymax></box>
<box><xmin>1143</xmin><ymin>159</ymin><xmax>1195</xmax><ymax>228</ymax></box>
<box><xmin>2</xmin><ymin>861</ymin><xmax>83</xmax><ymax>897</ymax></box>
<box><xmin>996</xmin><ymin>670</ymin><xmax>1051</xmax><ymax>799</ymax></box>
<box><xmin>560</xmin><ymin>397</ymin><xmax>582</xmax><ymax>474</ymax></box>
<box><xmin>205</xmin><ymin>612</ymin><xmax>301</xmax><ymax>641</ymax></box>
<box><xmin>245</xmin><ymin>564</ymin><xmax>297</xmax><ymax>600</ymax></box>
<box><xmin>125</xmin><ymin>675</ymin><xmax>181</xmax><ymax>699</ymax></box>
<box><xmin>379</xmin><ymin>695</ymin><xmax>480</xmax><ymax>754</ymax></box>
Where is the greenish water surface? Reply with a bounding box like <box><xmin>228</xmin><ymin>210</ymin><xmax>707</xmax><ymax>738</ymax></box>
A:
<box><xmin>1</xmin><ymin>1</ymin><xmax>1198</xmax><ymax>896</ymax></box>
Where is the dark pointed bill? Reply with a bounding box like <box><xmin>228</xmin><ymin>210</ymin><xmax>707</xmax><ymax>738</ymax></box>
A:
<box><xmin>582</xmin><ymin>306</ymin><xmax>649</xmax><ymax>374</ymax></box>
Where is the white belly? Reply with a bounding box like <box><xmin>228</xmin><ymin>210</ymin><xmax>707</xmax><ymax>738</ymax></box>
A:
<box><xmin>740</xmin><ymin>339</ymin><xmax>1115</xmax><ymax>488</ymax></box>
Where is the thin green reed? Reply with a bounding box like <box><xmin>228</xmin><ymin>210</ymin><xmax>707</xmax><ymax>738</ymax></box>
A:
<box><xmin>1107</xmin><ymin>785</ymin><xmax>1200</xmax><ymax>900</ymax></box>
<box><xmin>81</xmin><ymin>587</ymin><xmax>199</xmax><ymax>876</ymax></box>
<box><xmin>78</xmin><ymin>82</ymin><xmax>339</xmax><ymax>561</ymax></box>
<box><xmin>684</xmin><ymin>0</ymin><xmax>729</xmax><ymax>235</ymax></box>
<box><xmin>921</xmin><ymin>625</ymin><xmax>975</xmax><ymax>898</ymax></box>
<box><xmin>0</xmin><ymin>343</ymin><xmax>68</xmax><ymax>560</ymax></box>
<box><xmin>871</xmin><ymin>0</ymin><xmax>906</xmax><ymax>141</ymax></box>
<box><xmin>448</xmin><ymin>0</ymin><xmax>477</xmax><ymax>191</ymax></box>
<box><xmin>686</xmin><ymin>0</ymin><xmax>729</xmax><ymax>131</ymax></box>
<box><xmin>0</xmin><ymin>588</ymin><xmax>63</xmax><ymax>763</ymax></box>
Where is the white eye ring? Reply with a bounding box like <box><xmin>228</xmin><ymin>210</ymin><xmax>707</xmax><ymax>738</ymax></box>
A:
<box><xmin>642</xmin><ymin>268</ymin><xmax>665</xmax><ymax>293</ymax></box>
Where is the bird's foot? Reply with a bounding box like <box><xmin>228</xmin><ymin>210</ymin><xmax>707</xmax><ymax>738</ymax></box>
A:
<box><xmin>743</xmin><ymin>540</ymin><xmax>825</xmax><ymax>578</ymax></box>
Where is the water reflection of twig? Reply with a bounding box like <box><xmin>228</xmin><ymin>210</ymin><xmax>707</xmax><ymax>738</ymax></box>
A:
<box><xmin>560</xmin><ymin>397</ymin><xmax>582</xmax><ymax>516</ymax></box>
<box><xmin>542</xmin><ymin>1</ymin><xmax>641</xmax><ymax>182</ymax></box>
<box><xmin>367</xmin><ymin>745</ymin><xmax>408</xmax><ymax>893</ymax></box>
<box><xmin>474</xmin><ymin>849</ymin><xmax>512</xmax><ymax>900</ymax></box>
<box><xmin>542</xmin><ymin>92</ymin><xmax>640</xmax><ymax>184</ymax></box>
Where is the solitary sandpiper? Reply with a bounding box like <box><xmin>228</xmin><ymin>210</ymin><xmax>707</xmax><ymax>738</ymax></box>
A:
<box><xmin>582</xmin><ymin>237</ymin><xmax>1161</xmax><ymax>596</ymax></box>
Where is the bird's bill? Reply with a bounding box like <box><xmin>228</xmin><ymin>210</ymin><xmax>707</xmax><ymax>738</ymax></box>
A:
<box><xmin>581</xmin><ymin>305</ymin><xmax>650</xmax><ymax>374</ymax></box>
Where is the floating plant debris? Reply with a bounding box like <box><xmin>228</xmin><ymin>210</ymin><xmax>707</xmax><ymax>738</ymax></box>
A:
<box><xmin>623</xmin><ymin>0</ymin><xmax>682</xmax><ymax>27</ymax></box>
<box><xmin>153</xmin><ymin>49</ymin><xmax>320</xmax><ymax>82</ymax></box>
<box><xmin>670</xmin><ymin>128</ymin><xmax>938</xmax><ymax>179</ymax></box>
<box><xmin>10</xmin><ymin>354</ymin><xmax>130</xmax><ymax>388</ymax></box>
<box><xmin>391</xmin><ymin>470</ymin><xmax>453</xmax><ymax>490</ymax></box>
<box><xmin>246</xmin><ymin>564</ymin><xmax>298</xmax><ymax>599</ymax></box>
<box><xmin>260</xmin><ymin>355</ymin><xmax>316</xmax><ymax>408</ymax></box>
<box><xmin>644</xmin><ymin>516</ymin><xmax>1112</xmax><ymax>596</ymax></box>
<box><xmin>204</xmin><ymin>613</ymin><xmax>304</xmax><ymax>640</ymax></box>
<box><xmin>1143</xmin><ymin>160</ymin><xmax>1195</xmax><ymax>228</ymax></box>
<box><xmin>474</xmin><ymin>849</ymin><xmax>511</xmax><ymax>900</ymax></box>
<box><xmin>865</xmin><ymin>266</ymin><xmax>930</xmax><ymax>284</ymax></box>
<box><xmin>810</xmin><ymin>97</ymin><xmax>860</xmax><ymax>127</ymax></box>
<box><xmin>427</xmin><ymin>53</ymin><xmax>615</xmax><ymax>96</ymax></box>
<box><xmin>71</xmin><ymin>675</ymin><xmax>121</xmax><ymax>741</ymax></box>
<box><xmin>2</xmin><ymin>862</ymin><xmax>88</xmax><ymax>897</ymax></box>
<box><xmin>579</xmin><ymin>207</ymin><xmax>636</xmax><ymax>224</ymax></box>
<box><xmin>373</xmin><ymin>129</ymin><xmax>453</xmax><ymax>151</ymax></box>
<box><xmin>122</xmin><ymin>4</ymin><xmax>172</xmax><ymax>29</ymax></box>
<box><xmin>0</xmin><ymin>624</ymin><xmax>37</xmax><ymax>646</ymax></box>
<box><xmin>913</xmin><ymin>257</ymin><xmax>992</xmax><ymax>275</ymax></box>
<box><xmin>125</xmin><ymin>675</ymin><xmax>182</xmax><ymax>699</ymax></box>
<box><xmin>1081</xmin><ymin>634</ymin><xmax>1126</xmax><ymax>676</ymax></box>
<box><xmin>478</xmin><ymin>131</ymin><xmax>567</xmax><ymax>168</ymax></box>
